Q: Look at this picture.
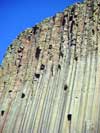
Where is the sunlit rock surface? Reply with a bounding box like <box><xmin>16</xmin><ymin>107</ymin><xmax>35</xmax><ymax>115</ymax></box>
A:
<box><xmin>0</xmin><ymin>0</ymin><xmax>100</xmax><ymax>132</ymax></box>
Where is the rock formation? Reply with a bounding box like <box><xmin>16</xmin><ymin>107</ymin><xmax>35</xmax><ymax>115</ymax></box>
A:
<box><xmin>0</xmin><ymin>0</ymin><xmax>100</xmax><ymax>132</ymax></box>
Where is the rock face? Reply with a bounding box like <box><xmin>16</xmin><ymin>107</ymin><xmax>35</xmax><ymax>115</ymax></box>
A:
<box><xmin>0</xmin><ymin>0</ymin><xmax>100</xmax><ymax>132</ymax></box>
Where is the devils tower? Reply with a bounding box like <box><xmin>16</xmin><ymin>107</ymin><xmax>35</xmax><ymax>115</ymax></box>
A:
<box><xmin>0</xmin><ymin>0</ymin><xmax>100</xmax><ymax>132</ymax></box>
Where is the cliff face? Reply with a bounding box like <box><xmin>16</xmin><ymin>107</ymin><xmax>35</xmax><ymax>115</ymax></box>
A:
<box><xmin>0</xmin><ymin>0</ymin><xmax>100</xmax><ymax>132</ymax></box>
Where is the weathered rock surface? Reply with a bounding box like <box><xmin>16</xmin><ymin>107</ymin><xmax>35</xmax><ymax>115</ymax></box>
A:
<box><xmin>0</xmin><ymin>0</ymin><xmax>100</xmax><ymax>132</ymax></box>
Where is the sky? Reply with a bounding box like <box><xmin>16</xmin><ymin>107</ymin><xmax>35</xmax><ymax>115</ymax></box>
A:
<box><xmin>0</xmin><ymin>0</ymin><xmax>83</xmax><ymax>64</ymax></box>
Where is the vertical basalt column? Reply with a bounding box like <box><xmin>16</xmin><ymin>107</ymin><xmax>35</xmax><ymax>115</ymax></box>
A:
<box><xmin>0</xmin><ymin>0</ymin><xmax>100</xmax><ymax>133</ymax></box>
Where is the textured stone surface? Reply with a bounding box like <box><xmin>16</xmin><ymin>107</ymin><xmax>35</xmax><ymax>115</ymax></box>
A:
<box><xmin>0</xmin><ymin>0</ymin><xmax>100</xmax><ymax>132</ymax></box>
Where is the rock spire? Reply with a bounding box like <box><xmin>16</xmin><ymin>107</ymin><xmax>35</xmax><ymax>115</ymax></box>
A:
<box><xmin>0</xmin><ymin>0</ymin><xmax>100</xmax><ymax>132</ymax></box>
